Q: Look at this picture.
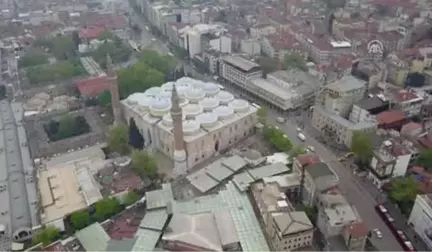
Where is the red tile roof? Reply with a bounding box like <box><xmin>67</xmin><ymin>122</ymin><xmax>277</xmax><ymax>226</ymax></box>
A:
<box><xmin>79</xmin><ymin>26</ymin><xmax>106</xmax><ymax>39</ymax></box>
<box><xmin>401</xmin><ymin>122</ymin><xmax>422</xmax><ymax>133</ymax></box>
<box><xmin>347</xmin><ymin>221</ymin><xmax>368</xmax><ymax>238</ymax></box>
<box><xmin>76</xmin><ymin>76</ymin><xmax>110</xmax><ymax>97</ymax></box>
<box><xmin>296</xmin><ymin>154</ymin><xmax>320</xmax><ymax>167</ymax></box>
<box><xmin>376</xmin><ymin>110</ymin><xmax>405</xmax><ymax>125</ymax></box>
<box><xmin>392</xmin><ymin>90</ymin><xmax>420</xmax><ymax>102</ymax></box>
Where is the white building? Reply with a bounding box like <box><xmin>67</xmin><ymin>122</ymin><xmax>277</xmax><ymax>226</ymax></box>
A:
<box><xmin>240</xmin><ymin>38</ymin><xmax>261</xmax><ymax>56</ymax></box>
<box><xmin>349</xmin><ymin>96</ymin><xmax>389</xmax><ymax>124</ymax></box>
<box><xmin>219</xmin><ymin>55</ymin><xmax>262</xmax><ymax>87</ymax></box>
<box><xmin>122</xmin><ymin>77</ymin><xmax>258</xmax><ymax>170</ymax></box>
<box><xmin>249</xmin><ymin>24</ymin><xmax>277</xmax><ymax>38</ymax></box>
<box><xmin>181</xmin><ymin>24</ymin><xmax>228</xmax><ymax>58</ymax></box>
<box><xmin>408</xmin><ymin>194</ymin><xmax>432</xmax><ymax>250</ymax></box>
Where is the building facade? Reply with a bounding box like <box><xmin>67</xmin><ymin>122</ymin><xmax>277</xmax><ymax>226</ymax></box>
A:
<box><xmin>408</xmin><ymin>194</ymin><xmax>432</xmax><ymax>250</ymax></box>
<box><xmin>219</xmin><ymin>55</ymin><xmax>262</xmax><ymax>87</ymax></box>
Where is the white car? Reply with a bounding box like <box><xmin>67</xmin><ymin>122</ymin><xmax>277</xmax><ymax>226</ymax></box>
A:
<box><xmin>374</xmin><ymin>229</ymin><xmax>383</xmax><ymax>239</ymax></box>
<box><xmin>307</xmin><ymin>146</ymin><xmax>315</xmax><ymax>152</ymax></box>
<box><xmin>296</xmin><ymin>127</ymin><xmax>302</xmax><ymax>132</ymax></box>
<box><xmin>277</xmin><ymin>117</ymin><xmax>285</xmax><ymax>123</ymax></box>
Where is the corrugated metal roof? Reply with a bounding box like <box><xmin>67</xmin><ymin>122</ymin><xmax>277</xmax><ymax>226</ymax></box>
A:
<box><xmin>145</xmin><ymin>183</ymin><xmax>174</xmax><ymax>210</ymax></box>
<box><xmin>139</xmin><ymin>209</ymin><xmax>168</xmax><ymax>231</ymax></box>
<box><xmin>75</xmin><ymin>223</ymin><xmax>110</xmax><ymax>251</ymax></box>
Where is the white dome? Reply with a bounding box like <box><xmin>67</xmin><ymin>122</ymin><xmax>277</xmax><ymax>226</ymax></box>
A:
<box><xmin>162</xmin><ymin>82</ymin><xmax>175</xmax><ymax>90</ymax></box>
<box><xmin>214</xmin><ymin>105</ymin><xmax>234</xmax><ymax>120</ymax></box>
<box><xmin>177</xmin><ymin>86</ymin><xmax>189</xmax><ymax>98</ymax></box>
<box><xmin>202</xmin><ymin>83</ymin><xmax>220</xmax><ymax>96</ymax></box>
<box><xmin>182</xmin><ymin>120</ymin><xmax>201</xmax><ymax>135</ymax></box>
<box><xmin>149</xmin><ymin>99</ymin><xmax>171</xmax><ymax>117</ymax></box>
<box><xmin>192</xmin><ymin>80</ymin><xmax>205</xmax><ymax>88</ymax></box>
<box><xmin>145</xmin><ymin>87</ymin><xmax>162</xmax><ymax>96</ymax></box>
<box><xmin>185</xmin><ymin>88</ymin><xmax>205</xmax><ymax>103</ymax></box>
<box><xmin>199</xmin><ymin>97</ymin><xmax>219</xmax><ymax>111</ymax></box>
<box><xmin>162</xmin><ymin>113</ymin><xmax>185</xmax><ymax>126</ymax></box>
<box><xmin>229</xmin><ymin>99</ymin><xmax>249</xmax><ymax>113</ymax></box>
<box><xmin>196</xmin><ymin>112</ymin><xmax>218</xmax><ymax>128</ymax></box>
<box><xmin>176</xmin><ymin>77</ymin><xmax>194</xmax><ymax>88</ymax></box>
<box><xmin>179</xmin><ymin>98</ymin><xmax>189</xmax><ymax>107</ymax></box>
<box><xmin>136</xmin><ymin>96</ymin><xmax>154</xmax><ymax>111</ymax></box>
<box><xmin>216</xmin><ymin>91</ymin><xmax>235</xmax><ymax>105</ymax></box>
<box><xmin>158</xmin><ymin>90</ymin><xmax>172</xmax><ymax>99</ymax></box>
<box><xmin>126</xmin><ymin>92</ymin><xmax>145</xmax><ymax>104</ymax></box>
<box><xmin>183</xmin><ymin>104</ymin><xmax>203</xmax><ymax>118</ymax></box>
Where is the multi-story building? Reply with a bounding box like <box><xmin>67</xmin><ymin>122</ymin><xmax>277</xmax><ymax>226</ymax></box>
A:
<box><xmin>368</xmin><ymin>148</ymin><xmax>397</xmax><ymax>188</ymax></box>
<box><xmin>240</xmin><ymin>38</ymin><xmax>261</xmax><ymax>56</ymax></box>
<box><xmin>181</xmin><ymin>24</ymin><xmax>228</xmax><ymax>58</ymax></box>
<box><xmin>343</xmin><ymin>221</ymin><xmax>368</xmax><ymax>251</ymax></box>
<box><xmin>202</xmin><ymin>50</ymin><xmax>221</xmax><ymax>74</ymax></box>
<box><xmin>250</xmin><ymin>180</ymin><xmax>314</xmax><ymax>251</ymax></box>
<box><xmin>388</xmin><ymin>89</ymin><xmax>424</xmax><ymax>118</ymax></box>
<box><xmin>219</xmin><ymin>55</ymin><xmax>262</xmax><ymax>87</ymax></box>
<box><xmin>317</xmin><ymin>192</ymin><xmax>359</xmax><ymax>238</ymax></box>
<box><xmin>312</xmin><ymin>106</ymin><xmax>377</xmax><ymax>148</ymax></box>
<box><xmin>408</xmin><ymin>194</ymin><xmax>432</xmax><ymax>250</ymax></box>
<box><xmin>249</xmin><ymin>23</ymin><xmax>277</xmax><ymax>38</ymax></box>
<box><xmin>292</xmin><ymin>155</ymin><xmax>339</xmax><ymax>206</ymax></box>
<box><xmin>318</xmin><ymin>76</ymin><xmax>367</xmax><ymax>118</ymax></box>
<box><xmin>349</xmin><ymin>95</ymin><xmax>389</xmax><ymax>124</ymax></box>
<box><xmin>245</xmin><ymin>70</ymin><xmax>321</xmax><ymax>111</ymax></box>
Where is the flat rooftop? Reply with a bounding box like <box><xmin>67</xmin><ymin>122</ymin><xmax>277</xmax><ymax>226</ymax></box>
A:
<box><xmin>222</xmin><ymin>55</ymin><xmax>261</xmax><ymax>72</ymax></box>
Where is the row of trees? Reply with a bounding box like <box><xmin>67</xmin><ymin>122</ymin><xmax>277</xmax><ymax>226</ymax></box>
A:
<box><xmin>43</xmin><ymin>115</ymin><xmax>90</xmax><ymax>141</ymax></box>
<box><xmin>26</xmin><ymin>60</ymin><xmax>86</xmax><ymax>84</ymax></box>
<box><xmin>18</xmin><ymin>49</ymin><xmax>49</xmax><ymax>68</ymax></box>
<box><xmin>34</xmin><ymin>35</ymin><xmax>77</xmax><ymax>61</ymax></box>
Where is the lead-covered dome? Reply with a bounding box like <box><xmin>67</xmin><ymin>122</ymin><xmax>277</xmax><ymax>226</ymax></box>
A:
<box><xmin>202</xmin><ymin>83</ymin><xmax>220</xmax><ymax>96</ymax></box>
<box><xmin>182</xmin><ymin>120</ymin><xmax>201</xmax><ymax>135</ymax></box>
<box><xmin>199</xmin><ymin>97</ymin><xmax>219</xmax><ymax>111</ymax></box>
<box><xmin>185</xmin><ymin>88</ymin><xmax>205</xmax><ymax>103</ymax></box>
<box><xmin>149</xmin><ymin>99</ymin><xmax>171</xmax><ymax>117</ymax></box>
<box><xmin>216</xmin><ymin>91</ymin><xmax>235</xmax><ymax>105</ymax></box>
<box><xmin>183</xmin><ymin>104</ymin><xmax>203</xmax><ymax>119</ymax></box>
<box><xmin>161</xmin><ymin>82</ymin><xmax>175</xmax><ymax>90</ymax></box>
<box><xmin>162</xmin><ymin>113</ymin><xmax>185</xmax><ymax>126</ymax></box>
<box><xmin>229</xmin><ymin>99</ymin><xmax>249</xmax><ymax>113</ymax></box>
<box><xmin>214</xmin><ymin>105</ymin><xmax>234</xmax><ymax>120</ymax></box>
<box><xmin>145</xmin><ymin>87</ymin><xmax>161</xmax><ymax>97</ymax></box>
<box><xmin>196</xmin><ymin>112</ymin><xmax>218</xmax><ymax>128</ymax></box>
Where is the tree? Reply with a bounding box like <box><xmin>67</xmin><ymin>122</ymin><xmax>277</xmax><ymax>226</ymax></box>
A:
<box><xmin>94</xmin><ymin>198</ymin><xmax>123</xmax><ymax>221</ymax></box>
<box><xmin>257</xmin><ymin>56</ymin><xmax>281</xmax><ymax>75</ymax></box>
<box><xmin>50</xmin><ymin>35</ymin><xmax>77</xmax><ymax>60</ymax></box>
<box><xmin>351</xmin><ymin>131</ymin><xmax>373</xmax><ymax>164</ymax></box>
<box><xmin>89</xmin><ymin>39</ymin><xmax>132</xmax><ymax>69</ymax></box>
<box><xmin>289</xmin><ymin>146</ymin><xmax>306</xmax><ymax>159</ymax></box>
<box><xmin>108</xmin><ymin>125</ymin><xmax>130</xmax><ymax>155</ymax></box>
<box><xmin>138</xmin><ymin>49</ymin><xmax>177</xmax><ymax>76</ymax></box>
<box><xmin>98</xmin><ymin>90</ymin><xmax>112</xmax><ymax>108</ymax></box>
<box><xmin>72</xmin><ymin>31</ymin><xmax>81</xmax><ymax>50</ymax></box>
<box><xmin>284</xmin><ymin>52</ymin><xmax>308</xmax><ymax>71</ymax></box>
<box><xmin>71</xmin><ymin>211</ymin><xmax>91</xmax><ymax>230</ymax></box>
<box><xmin>131</xmin><ymin>150</ymin><xmax>158</xmax><ymax>178</ymax></box>
<box><xmin>98</xmin><ymin>31</ymin><xmax>116</xmax><ymax>41</ymax></box>
<box><xmin>57</xmin><ymin>115</ymin><xmax>75</xmax><ymax>139</ymax></box>
<box><xmin>389</xmin><ymin>176</ymin><xmax>419</xmax><ymax>215</ymax></box>
<box><xmin>124</xmin><ymin>191</ymin><xmax>141</xmax><ymax>206</ymax></box>
<box><xmin>32</xmin><ymin>227</ymin><xmax>61</xmax><ymax>246</ymax></box>
<box><xmin>257</xmin><ymin>107</ymin><xmax>267</xmax><ymax>124</ymax></box>
<box><xmin>117</xmin><ymin>62</ymin><xmax>165</xmax><ymax>98</ymax></box>
<box><xmin>264</xmin><ymin>126</ymin><xmax>292</xmax><ymax>152</ymax></box>
<box><xmin>416</xmin><ymin>149</ymin><xmax>432</xmax><ymax>170</ymax></box>
<box><xmin>26</xmin><ymin>60</ymin><xmax>86</xmax><ymax>84</ymax></box>
<box><xmin>18</xmin><ymin>50</ymin><xmax>48</xmax><ymax>68</ymax></box>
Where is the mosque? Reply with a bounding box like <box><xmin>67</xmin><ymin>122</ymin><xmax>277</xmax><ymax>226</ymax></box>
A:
<box><xmin>121</xmin><ymin>77</ymin><xmax>258</xmax><ymax>175</ymax></box>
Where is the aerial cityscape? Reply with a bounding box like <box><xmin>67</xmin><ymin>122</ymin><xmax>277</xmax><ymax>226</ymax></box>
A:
<box><xmin>0</xmin><ymin>0</ymin><xmax>431</xmax><ymax>251</ymax></box>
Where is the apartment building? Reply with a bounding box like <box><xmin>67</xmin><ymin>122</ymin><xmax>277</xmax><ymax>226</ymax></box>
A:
<box><xmin>219</xmin><ymin>55</ymin><xmax>262</xmax><ymax>87</ymax></box>
<box><xmin>343</xmin><ymin>221</ymin><xmax>368</xmax><ymax>251</ymax></box>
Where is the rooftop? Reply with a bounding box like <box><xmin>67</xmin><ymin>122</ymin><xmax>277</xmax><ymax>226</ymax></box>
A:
<box><xmin>305</xmin><ymin>162</ymin><xmax>336</xmax><ymax>179</ymax></box>
<box><xmin>222</xmin><ymin>55</ymin><xmax>261</xmax><ymax>72</ymax></box>
<box><xmin>326</xmin><ymin>76</ymin><xmax>366</xmax><ymax>93</ymax></box>
<box><xmin>356</xmin><ymin>96</ymin><xmax>389</xmax><ymax>112</ymax></box>
<box><xmin>376</xmin><ymin>110</ymin><xmax>406</xmax><ymax>125</ymax></box>
<box><xmin>346</xmin><ymin>221</ymin><xmax>368</xmax><ymax>238</ymax></box>
<box><xmin>233</xmin><ymin>163</ymin><xmax>291</xmax><ymax>191</ymax></box>
<box><xmin>272</xmin><ymin>211</ymin><xmax>313</xmax><ymax>235</ymax></box>
<box><xmin>76</xmin><ymin>76</ymin><xmax>110</xmax><ymax>97</ymax></box>
<box><xmin>314</xmin><ymin>106</ymin><xmax>377</xmax><ymax>130</ymax></box>
<box><xmin>145</xmin><ymin>183</ymin><xmax>174</xmax><ymax>210</ymax></box>
<box><xmin>75</xmin><ymin>223</ymin><xmax>110</xmax><ymax>251</ymax></box>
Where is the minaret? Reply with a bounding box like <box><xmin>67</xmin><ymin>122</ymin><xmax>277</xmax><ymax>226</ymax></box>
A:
<box><xmin>106</xmin><ymin>54</ymin><xmax>122</xmax><ymax>125</ymax></box>
<box><xmin>171</xmin><ymin>84</ymin><xmax>187</xmax><ymax>176</ymax></box>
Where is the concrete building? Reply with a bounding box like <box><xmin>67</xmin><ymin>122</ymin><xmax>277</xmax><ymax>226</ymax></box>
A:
<box><xmin>249</xmin><ymin>24</ymin><xmax>277</xmax><ymax>38</ymax></box>
<box><xmin>312</xmin><ymin>106</ymin><xmax>377</xmax><ymax>148</ymax></box>
<box><xmin>317</xmin><ymin>193</ymin><xmax>359</xmax><ymax>238</ymax></box>
<box><xmin>292</xmin><ymin>155</ymin><xmax>339</xmax><ymax>206</ymax></box>
<box><xmin>240</xmin><ymin>38</ymin><xmax>261</xmax><ymax>56</ymax></box>
<box><xmin>408</xmin><ymin>194</ymin><xmax>432</xmax><ymax>250</ymax></box>
<box><xmin>343</xmin><ymin>221</ymin><xmax>368</xmax><ymax>251</ymax></box>
<box><xmin>368</xmin><ymin>148</ymin><xmax>396</xmax><ymax>188</ymax></box>
<box><xmin>201</xmin><ymin>33</ymin><xmax>232</xmax><ymax>55</ymax></box>
<box><xmin>389</xmin><ymin>89</ymin><xmax>424</xmax><ymax>118</ymax></box>
<box><xmin>0</xmin><ymin>101</ymin><xmax>40</xmax><ymax>250</ymax></box>
<box><xmin>244</xmin><ymin>70</ymin><xmax>321</xmax><ymax>111</ymax></box>
<box><xmin>219</xmin><ymin>55</ymin><xmax>262</xmax><ymax>87</ymax></box>
<box><xmin>318</xmin><ymin>76</ymin><xmax>367</xmax><ymax>118</ymax></box>
<box><xmin>181</xmin><ymin>24</ymin><xmax>228</xmax><ymax>58</ymax></box>
<box><xmin>202</xmin><ymin>50</ymin><xmax>221</xmax><ymax>74</ymax></box>
<box><xmin>122</xmin><ymin>77</ymin><xmax>257</xmax><ymax>173</ymax></box>
<box><xmin>349</xmin><ymin>96</ymin><xmax>390</xmax><ymax>124</ymax></box>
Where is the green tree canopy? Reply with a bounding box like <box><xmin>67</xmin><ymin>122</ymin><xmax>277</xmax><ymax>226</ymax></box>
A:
<box><xmin>257</xmin><ymin>56</ymin><xmax>281</xmax><ymax>75</ymax></box>
<box><xmin>108</xmin><ymin>125</ymin><xmax>130</xmax><ymax>155</ymax></box>
<box><xmin>416</xmin><ymin>149</ymin><xmax>432</xmax><ymax>170</ymax></box>
<box><xmin>117</xmin><ymin>62</ymin><xmax>165</xmax><ymax>98</ymax></box>
<box><xmin>57</xmin><ymin>114</ymin><xmax>75</xmax><ymax>139</ymax></box>
<box><xmin>98</xmin><ymin>90</ymin><xmax>112</xmax><ymax>108</ymax></box>
<box><xmin>289</xmin><ymin>146</ymin><xmax>306</xmax><ymax>159</ymax></box>
<box><xmin>389</xmin><ymin>176</ymin><xmax>419</xmax><ymax>215</ymax></box>
<box><xmin>124</xmin><ymin>191</ymin><xmax>141</xmax><ymax>206</ymax></box>
<box><xmin>256</xmin><ymin>107</ymin><xmax>267</xmax><ymax>124</ymax></box>
<box><xmin>94</xmin><ymin>198</ymin><xmax>123</xmax><ymax>221</ymax></box>
<box><xmin>284</xmin><ymin>52</ymin><xmax>308</xmax><ymax>71</ymax></box>
<box><xmin>32</xmin><ymin>227</ymin><xmax>61</xmax><ymax>246</ymax></box>
<box><xmin>350</xmin><ymin>131</ymin><xmax>373</xmax><ymax>164</ymax></box>
<box><xmin>131</xmin><ymin>150</ymin><xmax>158</xmax><ymax>178</ymax></box>
<box><xmin>26</xmin><ymin>60</ymin><xmax>86</xmax><ymax>84</ymax></box>
<box><xmin>90</xmin><ymin>39</ymin><xmax>132</xmax><ymax>69</ymax></box>
<box><xmin>18</xmin><ymin>50</ymin><xmax>49</xmax><ymax>68</ymax></box>
<box><xmin>70</xmin><ymin>210</ymin><xmax>91</xmax><ymax>230</ymax></box>
<box><xmin>35</xmin><ymin>35</ymin><xmax>77</xmax><ymax>60</ymax></box>
<box><xmin>139</xmin><ymin>49</ymin><xmax>177</xmax><ymax>76</ymax></box>
<box><xmin>264</xmin><ymin>126</ymin><xmax>292</xmax><ymax>152</ymax></box>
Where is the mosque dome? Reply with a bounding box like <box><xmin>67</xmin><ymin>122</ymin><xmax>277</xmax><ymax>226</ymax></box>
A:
<box><xmin>216</xmin><ymin>91</ymin><xmax>235</xmax><ymax>105</ymax></box>
<box><xmin>185</xmin><ymin>88</ymin><xmax>205</xmax><ymax>103</ymax></box>
<box><xmin>149</xmin><ymin>98</ymin><xmax>171</xmax><ymax>117</ymax></box>
<box><xmin>202</xmin><ymin>83</ymin><xmax>220</xmax><ymax>96</ymax></box>
<box><xmin>196</xmin><ymin>112</ymin><xmax>218</xmax><ymax>128</ymax></box>
<box><xmin>199</xmin><ymin>97</ymin><xmax>219</xmax><ymax>111</ymax></box>
<box><xmin>182</xmin><ymin>120</ymin><xmax>201</xmax><ymax>135</ymax></box>
<box><xmin>183</xmin><ymin>104</ymin><xmax>203</xmax><ymax>119</ymax></box>
<box><xmin>214</xmin><ymin>105</ymin><xmax>234</xmax><ymax>120</ymax></box>
<box><xmin>162</xmin><ymin>113</ymin><xmax>185</xmax><ymax>126</ymax></box>
<box><xmin>145</xmin><ymin>87</ymin><xmax>162</xmax><ymax>97</ymax></box>
<box><xmin>229</xmin><ymin>99</ymin><xmax>249</xmax><ymax>113</ymax></box>
<box><xmin>161</xmin><ymin>82</ymin><xmax>175</xmax><ymax>90</ymax></box>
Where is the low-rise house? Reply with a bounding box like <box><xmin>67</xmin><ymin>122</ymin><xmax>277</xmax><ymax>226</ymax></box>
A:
<box><xmin>343</xmin><ymin>221</ymin><xmax>368</xmax><ymax>251</ymax></box>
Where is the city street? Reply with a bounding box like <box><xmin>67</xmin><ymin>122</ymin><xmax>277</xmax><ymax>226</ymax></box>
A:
<box><xmin>127</xmin><ymin>6</ymin><xmax>403</xmax><ymax>251</ymax></box>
